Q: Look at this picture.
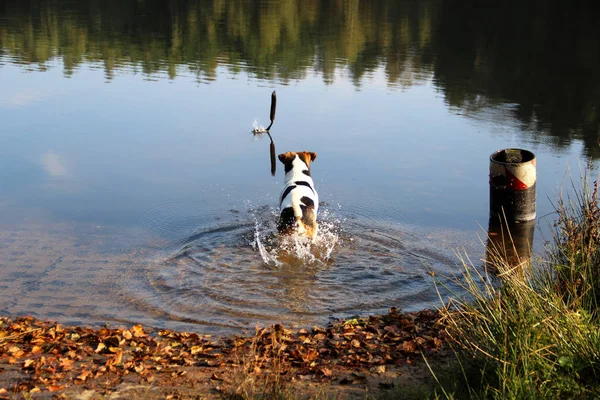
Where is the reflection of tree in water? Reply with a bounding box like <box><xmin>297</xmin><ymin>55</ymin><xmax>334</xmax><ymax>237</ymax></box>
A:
<box><xmin>1</xmin><ymin>0</ymin><xmax>598</xmax><ymax>157</ymax></box>
<box><xmin>435</xmin><ymin>0</ymin><xmax>600</xmax><ymax>158</ymax></box>
<box><xmin>0</xmin><ymin>0</ymin><xmax>436</xmax><ymax>87</ymax></box>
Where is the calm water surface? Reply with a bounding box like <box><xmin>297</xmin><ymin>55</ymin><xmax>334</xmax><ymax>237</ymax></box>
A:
<box><xmin>1</xmin><ymin>0</ymin><xmax>599</xmax><ymax>333</ymax></box>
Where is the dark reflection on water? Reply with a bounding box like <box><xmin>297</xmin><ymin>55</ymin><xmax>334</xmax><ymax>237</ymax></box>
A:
<box><xmin>1</xmin><ymin>0</ymin><xmax>598</xmax><ymax>156</ymax></box>
<box><xmin>0</xmin><ymin>0</ymin><xmax>437</xmax><ymax>85</ymax></box>
<box><xmin>434</xmin><ymin>0</ymin><xmax>600</xmax><ymax>159</ymax></box>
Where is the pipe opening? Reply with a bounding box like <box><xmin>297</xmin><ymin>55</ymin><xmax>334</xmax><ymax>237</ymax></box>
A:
<box><xmin>490</xmin><ymin>149</ymin><xmax>535</xmax><ymax>165</ymax></box>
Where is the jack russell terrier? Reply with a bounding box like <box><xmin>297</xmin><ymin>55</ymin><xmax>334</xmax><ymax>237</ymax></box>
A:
<box><xmin>277</xmin><ymin>151</ymin><xmax>318</xmax><ymax>240</ymax></box>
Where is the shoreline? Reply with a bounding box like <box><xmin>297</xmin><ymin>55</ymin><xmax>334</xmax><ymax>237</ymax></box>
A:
<box><xmin>0</xmin><ymin>308</ymin><xmax>448</xmax><ymax>399</ymax></box>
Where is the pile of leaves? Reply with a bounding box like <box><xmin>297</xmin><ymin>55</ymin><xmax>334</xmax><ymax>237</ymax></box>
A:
<box><xmin>229</xmin><ymin>308</ymin><xmax>446</xmax><ymax>383</ymax></box>
<box><xmin>0</xmin><ymin>316</ymin><xmax>226</xmax><ymax>396</ymax></box>
<box><xmin>1</xmin><ymin>308</ymin><xmax>446</xmax><ymax>397</ymax></box>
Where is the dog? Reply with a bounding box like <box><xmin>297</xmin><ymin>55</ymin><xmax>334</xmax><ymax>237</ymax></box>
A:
<box><xmin>277</xmin><ymin>151</ymin><xmax>318</xmax><ymax>240</ymax></box>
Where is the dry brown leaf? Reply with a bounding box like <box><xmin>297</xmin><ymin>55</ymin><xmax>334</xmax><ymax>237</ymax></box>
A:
<box><xmin>374</xmin><ymin>365</ymin><xmax>386</xmax><ymax>374</ymax></box>
<box><xmin>60</xmin><ymin>358</ymin><xmax>74</xmax><ymax>370</ymax></box>
<box><xmin>402</xmin><ymin>340</ymin><xmax>417</xmax><ymax>353</ymax></box>
<box><xmin>76</xmin><ymin>371</ymin><xmax>92</xmax><ymax>382</ymax></box>
<box><xmin>131</xmin><ymin>325</ymin><xmax>146</xmax><ymax>338</ymax></box>
<box><xmin>112</xmin><ymin>349</ymin><xmax>123</xmax><ymax>365</ymax></box>
<box><xmin>302</xmin><ymin>349</ymin><xmax>319</xmax><ymax>362</ymax></box>
<box><xmin>31</xmin><ymin>345</ymin><xmax>43</xmax><ymax>354</ymax></box>
<box><xmin>95</xmin><ymin>342</ymin><xmax>106</xmax><ymax>353</ymax></box>
<box><xmin>122</xmin><ymin>330</ymin><xmax>133</xmax><ymax>340</ymax></box>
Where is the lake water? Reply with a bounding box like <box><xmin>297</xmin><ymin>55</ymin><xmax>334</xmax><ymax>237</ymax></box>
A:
<box><xmin>1</xmin><ymin>0</ymin><xmax>599</xmax><ymax>333</ymax></box>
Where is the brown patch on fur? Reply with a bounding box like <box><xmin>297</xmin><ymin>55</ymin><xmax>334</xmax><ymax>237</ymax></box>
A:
<box><xmin>278</xmin><ymin>152</ymin><xmax>297</xmax><ymax>165</ymax></box>
<box><xmin>278</xmin><ymin>151</ymin><xmax>317</xmax><ymax>169</ymax></box>
<box><xmin>298</xmin><ymin>211</ymin><xmax>317</xmax><ymax>239</ymax></box>
<box><xmin>297</xmin><ymin>151</ymin><xmax>317</xmax><ymax>168</ymax></box>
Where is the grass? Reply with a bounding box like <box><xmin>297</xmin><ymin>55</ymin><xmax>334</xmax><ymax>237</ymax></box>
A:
<box><xmin>433</xmin><ymin>172</ymin><xmax>600</xmax><ymax>399</ymax></box>
<box><xmin>227</xmin><ymin>325</ymin><xmax>295</xmax><ymax>400</ymax></box>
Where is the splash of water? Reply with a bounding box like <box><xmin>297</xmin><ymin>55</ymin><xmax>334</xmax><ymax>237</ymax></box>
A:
<box><xmin>252</xmin><ymin>119</ymin><xmax>267</xmax><ymax>134</ymax></box>
<box><xmin>251</xmin><ymin>205</ymin><xmax>342</xmax><ymax>267</ymax></box>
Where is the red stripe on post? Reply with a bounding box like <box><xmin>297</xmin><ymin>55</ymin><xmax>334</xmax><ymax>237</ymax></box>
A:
<box><xmin>505</xmin><ymin>168</ymin><xmax>529</xmax><ymax>190</ymax></box>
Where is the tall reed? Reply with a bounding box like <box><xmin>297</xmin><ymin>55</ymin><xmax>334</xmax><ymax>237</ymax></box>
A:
<box><xmin>438</xmin><ymin>174</ymin><xmax>600</xmax><ymax>399</ymax></box>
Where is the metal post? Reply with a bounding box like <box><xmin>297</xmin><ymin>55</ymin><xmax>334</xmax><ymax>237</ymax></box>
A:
<box><xmin>489</xmin><ymin>149</ymin><xmax>536</xmax><ymax>222</ymax></box>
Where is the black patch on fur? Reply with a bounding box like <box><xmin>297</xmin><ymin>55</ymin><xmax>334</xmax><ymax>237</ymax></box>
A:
<box><xmin>294</xmin><ymin>181</ymin><xmax>315</xmax><ymax>195</ymax></box>
<box><xmin>280</xmin><ymin>185</ymin><xmax>296</xmax><ymax>205</ymax></box>
<box><xmin>300</xmin><ymin>196</ymin><xmax>315</xmax><ymax>208</ymax></box>
<box><xmin>284</xmin><ymin>160</ymin><xmax>295</xmax><ymax>174</ymax></box>
<box><xmin>302</xmin><ymin>169</ymin><xmax>311</xmax><ymax>177</ymax></box>
<box><xmin>277</xmin><ymin>207</ymin><xmax>296</xmax><ymax>234</ymax></box>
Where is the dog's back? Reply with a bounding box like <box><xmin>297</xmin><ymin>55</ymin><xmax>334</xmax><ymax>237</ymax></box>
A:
<box><xmin>277</xmin><ymin>151</ymin><xmax>318</xmax><ymax>239</ymax></box>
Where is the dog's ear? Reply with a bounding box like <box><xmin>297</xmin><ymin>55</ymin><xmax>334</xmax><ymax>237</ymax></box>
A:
<box><xmin>298</xmin><ymin>151</ymin><xmax>317</xmax><ymax>166</ymax></box>
<box><xmin>278</xmin><ymin>152</ymin><xmax>296</xmax><ymax>165</ymax></box>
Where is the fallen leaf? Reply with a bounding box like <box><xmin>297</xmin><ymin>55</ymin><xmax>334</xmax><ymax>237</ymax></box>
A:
<box><xmin>373</xmin><ymin>365</ymin><xmax>386</xmax><ymax>374</ymax></box>
<box><xmin>402</xmin><ymin>340</ymin><xmax>417</xmax><ymax>353</ymax></box>
<box><xmin>60</xmin><ymin>358</ymin><xmax>74</xmax><ymax>370</ymax></box>
<box><xmin>302</xmin><ymin>349</ymin><xmax>319</xmax><ymax>362</ymax></box>
<box><xmin>95</xmin><ymin>343</ymin><xmax>106</xmax><ymax>353</ymax></box>
<box><xmin>131</xmin><ymin>325</ymin><xmax>146</xmax><ymax>338</ymax></box>
<box><xmin>76</xmin><ymin>371</ymin><xmax>92</xmax><ymax>382</ymax></box>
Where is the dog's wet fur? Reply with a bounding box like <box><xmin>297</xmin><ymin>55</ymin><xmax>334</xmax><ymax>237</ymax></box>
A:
<box><xmin>277</xmin><ymin>151</ymin><xmax>318</xmax><ymax>240</ymax></box>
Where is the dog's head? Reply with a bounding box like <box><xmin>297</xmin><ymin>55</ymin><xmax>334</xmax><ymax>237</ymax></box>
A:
<box><xmin>278</xmin><ymin>151</ymin><xmax>317</xmax><ymax>173</ymax></box>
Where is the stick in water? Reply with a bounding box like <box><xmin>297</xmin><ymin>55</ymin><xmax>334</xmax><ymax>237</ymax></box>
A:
<box><xmin>266</xmin><ymin>90</ymin><xmax>276</xmax><ymax>131</ymax></box>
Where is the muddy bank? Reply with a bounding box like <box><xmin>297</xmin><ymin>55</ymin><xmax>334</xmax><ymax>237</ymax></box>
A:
<box><xmin>1</xmin><ymin>309</ymin><xmax>448</xmax><ymax>399</ymax></box>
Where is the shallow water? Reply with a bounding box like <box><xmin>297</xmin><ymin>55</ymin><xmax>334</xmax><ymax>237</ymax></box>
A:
<box><xmin>1</xmin><ymin>0</ymin><xmax>599</xmax><ymax>333</ymax></box>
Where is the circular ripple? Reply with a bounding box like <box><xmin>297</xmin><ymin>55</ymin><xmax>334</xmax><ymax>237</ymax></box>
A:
<box><xmin>120</xmin><ymin>205</ymin><xmax>466</xmax><ymax>333</ymax></box>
